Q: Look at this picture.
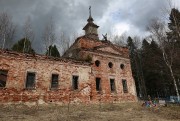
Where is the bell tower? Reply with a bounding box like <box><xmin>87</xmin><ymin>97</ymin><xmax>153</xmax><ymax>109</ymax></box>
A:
<box><xmin>83</xmin><ymin>6</ymin><xmax>99</xmax><ymax>40</ymax></box>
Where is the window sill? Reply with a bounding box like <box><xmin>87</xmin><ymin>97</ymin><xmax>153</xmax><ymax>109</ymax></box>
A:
<box><xmin>0</xmin><ymin>87</ymin><xmax>7</xmax><ymax>90</ymax></box>
<box><xmin>111</xmin><ymin>91</ymin><xmax>117</xmax><ymax>94</ymax></box>
<box><xmin>24</xmin><ymin>88</ymin><xmax>36</xmax><ymax>90</ymax></box>
<box><xmin>71</xmin><ymin>89</ymin><xmax>79</xmax><ymax>92</ymax></box>
<box><xmin>50</xmin><ymin>88</ymin><xmax>59</xmax><ymax>91</ymax></box>
<box><xmin>123</xmin><ymin>91</ymin><xmax>128</xmax><ymax>93</ymax></box>
<box><xmin>96</xmin><ymin>91</ymin><xmax>103</xmax><ymax>94</ymax></box>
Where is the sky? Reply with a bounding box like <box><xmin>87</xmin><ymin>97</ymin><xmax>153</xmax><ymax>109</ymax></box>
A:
<box><xmin>0</xmin><ymin>0</ymin><xmax>180</xmax><ymax>53</ymax></box>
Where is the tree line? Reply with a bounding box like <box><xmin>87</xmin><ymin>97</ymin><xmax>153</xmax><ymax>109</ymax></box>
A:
<box><xmin>120</xmin><ymin>8</ymin><xmax>180</xmax><ymax>100</ymax></box>
<box><xmin>0</xmin><ymin>13</ymin><xmax>75</xmax><ymax>57</ymax></box>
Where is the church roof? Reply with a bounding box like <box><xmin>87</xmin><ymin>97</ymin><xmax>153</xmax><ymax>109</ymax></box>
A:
<box><xmin>83</xmin><ymin>22</ymin><xmax>99</xmax><ymax>30</ymax></box>
<box><xmin>83</xmin><ymin>6</ymin><xmax>99</xmax><ymax>30</ymax></box>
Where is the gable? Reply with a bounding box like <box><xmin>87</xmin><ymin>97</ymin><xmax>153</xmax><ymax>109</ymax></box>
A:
<box><xmin>96</xmin><ymin>46</ymin><xmax>121</xmax><ymax>55</ymax></box>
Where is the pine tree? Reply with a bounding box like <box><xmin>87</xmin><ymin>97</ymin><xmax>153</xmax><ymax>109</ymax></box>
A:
<box><xmin>127</xmin><ymin>36</ymin><xmax>136</xmax><ymax>78</ymax></box>
<box><xmin>12</xmin><ymin>38</ymin><xmax>35</xmax><ymax>54</ymax></box>
<box><xmin>143</xmin><ymin>40</ymin><xmax>166</xmax><ymax>97</ymax></box>
<box><xmin>167</xmin><ymin>8</ymin><xmax>180</xmax><ymax>45</ymax></box>
<box><xmin>46</xmin><ymin>45</ymin><xmax>60</xmax><ymax>57</ymax></box>
<box><xmin>127</xmin><ymin>37</ymin><xmax>147</xmax><ymax>99</ymax></box>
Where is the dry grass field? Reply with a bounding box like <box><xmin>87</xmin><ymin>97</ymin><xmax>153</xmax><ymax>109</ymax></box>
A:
<box><xmin>0</xmin><ymin>102</ymin><xmax>180</xmax><ymax>121</ymax></box>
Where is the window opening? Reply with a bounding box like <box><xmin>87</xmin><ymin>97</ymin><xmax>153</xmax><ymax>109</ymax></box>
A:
<box><xmin>122</xmin><ymin>79</ymin><xmax>128</xmax><ymax>93</ymax></box>
<box><xmin>51</xmin><ymin>74</ymin><xmax>59</xmax><ymax>89</ymax></box>
<box><xmin>120</xmin><ymin>64</ymin><xmax>125</xmax><ymax>69</ymax></box>
<box><xmin>26</xmin><ymin>72</ymin><xmax>36</xmax><ymax>89</ymax></box>
<box><xmin>0</xmin><ymin>70</ymin><xmax>8</xmax><ymax>88</ymax></box>
<box><xmin>108</xmin><ymin>62</ymin><xmax>113</xmax><ymax>68</ymax></box>
<box><xmin>110</xmin><ymin>79</ymin><xmax>116</xmax><ymax>92</ymax></box>
<box><xmin>72</xmin><ymin>76</ymin><xmax>79</xmax><ymax>90</ymax></box>
<box><xmin>95</xmin><ymin>60</ymin><xmax>100</xmax><ymax>67</ymax></box>
<box><xmin>96</xmin><ymin>78</ymin><xmax>101</xmax><ymax>91</ymax></box>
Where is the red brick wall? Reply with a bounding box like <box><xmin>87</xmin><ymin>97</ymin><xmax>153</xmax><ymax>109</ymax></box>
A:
<box><xmin>79</xmin><ymin>38</ymin><xmax>103</xmax><ymax>49</ymax></box>
<box><xmin>81</xmin><ymin>50</ymin><xmax>137</xmax><ymax>103</ymax></box>
<box><xmin>0</xmin><ymin>51</ymin><xmax>92</xmax><ymax>104</ymax></box>
<box><xmin>0</xmin><ymin>37</ymin><xmax>137</xmax><ymax>104</ymax></box>
<box><xmin>77</xmin><ymin>37</ymin><xmax>137</xmax><ymax>103</ymax></box>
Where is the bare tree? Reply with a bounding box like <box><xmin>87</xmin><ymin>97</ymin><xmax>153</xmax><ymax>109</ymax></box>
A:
<box><xmin>147</xmin><ymin>18</ymin><xmax>180</xmax><ymax>101</ymax></box>
<box><xmin>22</xmin><ymin>16</ymin><xmax>35</xmax><ymax>53</ymax></box>
<box><xmin>42</xmin><ymin>17</ymin><xmax>56</xmax><ymax>56</ymax></box>
<box><xmin>132</xmin><ymin>36</ymin><xmax>142</xmax><ymax>49</ymax></box>
<box><xmin>0</xmin><ymin>12</ymin><xmax>16</xmax><ymax>49</ymax></box>
<box><xmin>58</xmin><ymin>32</ymin><xmax>69</xmax><ymax>55</ymax></box>
<box><xmin>57</xmin><ymin>32</ymin><xmax>77</xmax><ymax>55</ymax></box>
<box><xmin>112</xmin><ymin>32</ymin><xmax>127</xmax><ymax>46</ymax></box>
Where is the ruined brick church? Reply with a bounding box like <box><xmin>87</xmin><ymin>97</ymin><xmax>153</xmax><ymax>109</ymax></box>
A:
<box><xmin>0</xmin><ymin>9</ymin><xmax>137</xmax><ymax>104</ymax></box>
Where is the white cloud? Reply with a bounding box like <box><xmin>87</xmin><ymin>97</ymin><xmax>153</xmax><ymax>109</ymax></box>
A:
<box><xmin>112</xmin><ymin>23</ymin><xmax>130</xmax><ymax>35</ymax></box>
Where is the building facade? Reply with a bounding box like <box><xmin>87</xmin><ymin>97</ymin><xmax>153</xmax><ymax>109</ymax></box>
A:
<box><xmin>0</xmin><ymin>11</ymin><xmax>137</xmax><ymax>104</ymax></box>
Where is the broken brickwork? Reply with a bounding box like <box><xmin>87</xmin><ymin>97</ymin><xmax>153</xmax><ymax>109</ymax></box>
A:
<box><xmin>0</xmin><ymin>12</ymin><xmax>137</xmax><ymax>104</ymax></box>
<box><xmin>0</xmin><ymin>37</ymin><xmax>137</xmax><ymax>104</ymax></box>
<box><xmin>0</xmin><ymin>50</ymin><xmax>92</xmax><ymax>104</ymax></box>
<box><xmin>63</xmin><ymin>36</ymin><xmax>137</xmax><ymax>103</ymax></box>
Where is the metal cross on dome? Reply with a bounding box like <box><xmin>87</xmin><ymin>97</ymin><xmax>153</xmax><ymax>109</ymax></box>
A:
<box><xmin>89</xmin><ymin>6</ymin><xmax>91</xmax><ymax>17</ymax></box>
